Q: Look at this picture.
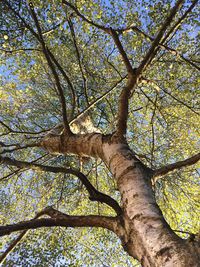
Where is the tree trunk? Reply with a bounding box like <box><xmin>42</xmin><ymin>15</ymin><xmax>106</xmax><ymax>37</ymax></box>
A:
<box><xmin>102</xmin><ymin>139</ymin><xmax>200</xmax><ymax>266</ymax></box>
<box><xmin>41</xmin><ymin>133</ymin><xmax>200</xmax><ymax>266</ymax></box>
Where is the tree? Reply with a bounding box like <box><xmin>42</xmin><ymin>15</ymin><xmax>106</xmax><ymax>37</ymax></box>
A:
<box><xmin>0</xmin><ymin>0</ymin><xmax>199</xmax><ymax>266</ymax></box>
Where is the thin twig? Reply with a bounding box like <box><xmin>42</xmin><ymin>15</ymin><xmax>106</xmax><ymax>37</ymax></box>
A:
<box><xmin>68</xmin><ymin>17</ymin><xmax>89</xmax><ymax>105</ymax></box>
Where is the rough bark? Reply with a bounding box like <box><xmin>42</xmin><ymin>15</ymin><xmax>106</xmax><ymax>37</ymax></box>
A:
<box><xmin>40</xmin><ymin>133</ymin><xmax>200</xmax><ymax>266</ymax></box>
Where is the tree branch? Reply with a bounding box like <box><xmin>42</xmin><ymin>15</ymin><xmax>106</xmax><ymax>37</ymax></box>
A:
<box><xmin>5</xmin><ymin>1</ymin><xmax>77</xmax><ymax>117</ymax></box>
<box><xmin>113</xmin><ymin>0</ymin><xmax>184</xmax><ymax>138</ymax></box>
<box><xmin>151</xmin><ymin>0</ymin><xmax>200</xmax><ymax>71</ymax></box>
<box><xmin>67</xmin><ymin>17</ymin><xmax>89</xmax><ymax>105</ymax></box>
<box><xmin>0</xmin><ymin>208</ymin><xmax>49</xmax><ymax>264</ymax></box>
<box><xmin>137</xmin><ymin>0</ymin><xmax>184</xmax><ymax>75</ymax></box>
<box><xmin>153</xmin><ymin>152</ymin><xmax>200</xmax><ymax>182</ymax></box>
<box><xmin>64</xmin><ymin>0</ymin><xmax>182</xmax><ymax>140</ymax></box>
<box><xmin>3</xmin><ymin>1</ymin><xmax>76</xmax><ymax>134</ymax></box>
<box><xmin>0</xmin><ymin>206</ymin><xmax>117</xmax><ymax>263</ymax></box>
<box><xmin>62</xmin><ymin>0</ymin><xmax>109</xmax><ymax>33</ymax></box>
<box><xmin>0</xmin><ymin>211</ymin><xmax>117</xmax><ymax>237</ymax></box>
<box><xmin>161</xmin><ymin>0</ymin><xmax>198</xmax><ymax>45</ymax></box>
<box><xmin>62</xmin><ymin>0</ymin><xmax>197</xmax><ymax>73</ymax></box>
<box><xmin>46</xmin><ymin>48</ymin><xmax>77</xmax><ymax>119</ymax></box>
<box><xmin>46</xmin><ymin>75</ymin><xmax>127</xmax><ymax>136</ymax></box>
<box><xmin>0</xmin><ymin>142</ymin><xmax>40</xmax><ymax>154</ymax></box>
<box><xmin>28</xmin><ymin>2</ymin><xmax>72</xmax><ymax>135</ymax></box>
<box><xmin>115</xmin><ymin>76</ymin><xmax>137</xmax><ymax>138</ymax></box>
<box><xmin>0</xmin><ymin>120</ymin><xmax>48</xmax><ymax>136</ymax></box>
<box><xmin>0</xmin><ymin>156</ymin><xmax>122</xmax><ymax>215</ymax></box>
<box><xmin>119</xmin><ymin>0</ymin><xmax>200</xmax><ymax>70</ymax></box>
<box><xmin>122</xmin><ymin>25</ymin><xmax>199</xmax><ymax>71</ymax></box>
<box><xmin>140</xmin><ymin>77</ymin><xmax>199</xmax><ymax>115</ymax></box>
<box><xmin>109</xmin><ymin>28</ymin><xmax>134</xmax><ymax>75</ymax></box>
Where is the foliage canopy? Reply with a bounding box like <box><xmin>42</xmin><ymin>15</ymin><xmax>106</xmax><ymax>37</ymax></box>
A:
<box><xmin>0</xmin><ymin>0</ymin><xmax>199</xmax><ymax>266</ymax></box>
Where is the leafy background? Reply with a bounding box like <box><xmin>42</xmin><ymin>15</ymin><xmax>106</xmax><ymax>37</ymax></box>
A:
<box><xmin>0</xmin><ymin>0</ymin><xmax>199</xmax><ymax>266</ymax></box>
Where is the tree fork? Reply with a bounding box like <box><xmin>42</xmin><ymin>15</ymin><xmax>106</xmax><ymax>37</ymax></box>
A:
<box><xmin>39</xmin><ymin>132</ymin><xmax>200</xmax><ymax>266</ymax></box>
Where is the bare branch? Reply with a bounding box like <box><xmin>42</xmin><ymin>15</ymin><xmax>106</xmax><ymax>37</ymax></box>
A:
<box><xmin>153</xmin><ymin>152</ymin><xmax>200</xmax><ymax>182</ymax></box>
<box><xmin>0</xmin><ymin>154</ymin><xmax>48</xmax><ymax>182</ymax></box>
<box><xmin>0</xmin><ymin>120</ymin><xmax>48</xmax><ymax>136</ymax></box>
<box><xmin>0</xmin><ymin>208</ymin><xmax>117</xmax><ymax>259</ymax></box>
<box><xmin>124</xmin><ymin>25</ymin><xmax>200</xmax><ymax>72</ymax></box>
<box><xmin>180</xmin><ymin>55</ymin><xmax>200</xmax><ymax>71</ymax></box>
<box><xmin>4</xmin><ymin>1</ymin><xmax>77</xmax><ymax>116</ymax></box>
<box><xmin>3</xmin><ymin>0</ymin><xmax>75</xmax><ymax>134</ymax></box>
<box><xmin>71</xmin><ymin>75</ymin><xmax>127</xmax><ymax>122</ymax></box>
<box><xmin>0</xmin><ymin>48</ymin><xmax>41</xmax><ymax>54</ymax></box>
<box><xmin>153</xmin><ymin>0</ymin><xmax>200</xmax><ymax>71</ymax></box>
<box><xmin>42</xmin><ymin>19</ymin><xmax>67</xmax><ymax>36</ymax></box>
<box><xmin>0</xmin><ymin>120</ymin><xmax>13</xmax><ymax>132</ymax></box>
<box><xmin>0</xmin><ymin>156</ymin><xmax>122</xmax><ymax>215</ymax></box>
<box><xmin>106</xmin><ymin>48</ymin><xmax>123</xmax><ymax>77</ymax></box>
<box><xmin>62</xmin><ymin>2</ymin><xmax>133</xmax><ymax>76</ymax></box>
<box><xmin>0</xmin><ymin>231</ymin><xmax>28</xmax><ymax>264</ymax></box>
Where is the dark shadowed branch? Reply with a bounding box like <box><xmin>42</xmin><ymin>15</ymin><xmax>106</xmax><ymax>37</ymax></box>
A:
<box><xmin>0</xmin><ymin>208</ymin><xmax>117</xmax><ymax>237</ymax></box>
<box><xmin>135</xmin><ymin>27</ymin><xmax>200</xmax><ymax>71</ymax></box>
<box><xmin>0</xmin><ymin>120</ymin><xmax>47</xmax><ymax>136</ymax></box>
<box><xmin>0</xmin><ymin>156</ymin><xmax>122</xmax><ymax>215</ymax></box>
<box><xmin>151</xmin><ymin>0</ymin><xmax>199</xmax><ymax>71</ymax></box>
<box><xmin>46</xmin><ymin>56</ymin><xmax>77</xmax><ymax>119</ymax></box>
<box><xmin>0</xmin><ymin>47</ymin><xmax>42</xmax><ymax>54</ymax></box>
<box><xmin>0</xmin><ymin>142</ymin><xmax>40</xmax><ymax>154</ymax></box>
<box><xmin>46</xmin><ymin>48</ymin><xmax>77</xmax><ymax>119</ymax></box>
<box><xmin>108</xmin><ymin>29</ymin><xmax>137</xmax><ymax>138</ymax></box>
<box><xmin>0</xmin><ymin>206</ymin><xmax>117</xmax><ymax>263</ymax></box>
